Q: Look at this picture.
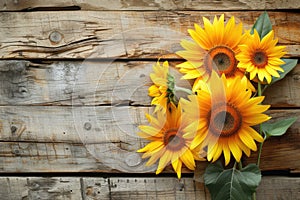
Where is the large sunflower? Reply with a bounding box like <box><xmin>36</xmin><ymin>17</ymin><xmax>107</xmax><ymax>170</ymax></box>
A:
<box><xmin>137</xmin><ymin>102</ymin><xmax>204</xmax><ymax>179</ymax></box>
<box><xmin>148</xmin><ymin>61</ymin><xmax>173</xmax><ymax>112</ymax></box>
<box><xmin>236</xmin><ymin>30</ymin><xmax>286</xmax><ymax>84</ymax></box>
<box><xmin>181</xmin><ymin>71</ymin><xmax>271</xmax><ymax>165</ymax></box>
<box><xmin>176</xmin><ymin>14</ymin><xmax>251</xmax><ymax>88</ymax></box>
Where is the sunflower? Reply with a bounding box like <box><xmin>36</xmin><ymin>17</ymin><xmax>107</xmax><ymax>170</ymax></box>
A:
<box><xmin>236</xmin><ymin>30</ymin><xmax>286</xmax><ymax>84</ymax></box>
<box><xmin>137</xmin><ymin>102</ymin><xmax>204</xmax><ymax>179</ymax></box>
<box><xmin>176</xmin><ymin>14</ymin><xmax>252</xmax><ymax>90</ymax></box>
<box><xmin>181</xmin><ymin>71</ymin><xmax>271</xmax><ymax>165</ymax></box>
<box><xmin>148</xmin><ymin>61</ymin><xmax>174</xmax><ymax>112</ymax></box>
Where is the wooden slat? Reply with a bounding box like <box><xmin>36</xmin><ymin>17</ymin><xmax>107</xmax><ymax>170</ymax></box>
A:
<box><xmin>0</xmin><ymin>177</ymin><xmax>83</xmax><ymax>199</ymax></box>
<box><xmin>0</xmin><ymin>177</ymin><xmax>299</xmax><ymax>200</ymax></box>
<box><xmin>0</xmin><ymin>60</ymin><xmax>299</xmax><ymax>107</ymax></box>
<box><xmin>0</xmin><ymin>11</ymin><xmax>299</xmax><ymax>59</ymax></box>
<box><xmin>1</xmin><ymin>0</ymin><xmax>299</xmax><ymax>11</ymax></box>
<box><xmin>0</xmin><ymin>106</ymin><xmax>299</xmax><ymax>173</ymax></box>
<box><xmin>109</xmin><ymin>177</ymin><xmax>208</xmax><ymax>200</ymax></box>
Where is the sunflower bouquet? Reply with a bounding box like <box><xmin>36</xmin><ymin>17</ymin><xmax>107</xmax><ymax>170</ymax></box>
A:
<box><xmin>137</xmin><ymin>12</ymin><xmax>297</xmax><ymax>200</ymax></box>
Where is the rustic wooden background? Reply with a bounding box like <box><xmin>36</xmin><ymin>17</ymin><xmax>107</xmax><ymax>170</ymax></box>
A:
<box><xmin>0</xmin><ymin>0</ymin><xmax>299</xmax><ymax>199</ymax></box>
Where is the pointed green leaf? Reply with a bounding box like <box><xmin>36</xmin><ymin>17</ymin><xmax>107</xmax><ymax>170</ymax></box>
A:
<box><xmin>251</xmin><ymin>12</ymin><xmax>272</xmax><ymax>39</ymax></box>
<box><xmin>262</xmin><ymin>117</ymin><xmax>297</xmax><ymax>137</ymax></box>
<box><xmin>204</xmin><ymin>163</ymin><xmax>261</xmax><ymax>200</ymax></box>
<box><xmin>270</xmin><ymin>59</ymin><xmax>298</xmax><ymax>84</ymax></box>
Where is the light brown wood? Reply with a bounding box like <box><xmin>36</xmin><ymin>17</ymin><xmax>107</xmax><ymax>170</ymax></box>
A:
<box><xmin>0</xmin><ymin>11</ymin><xmax>299</xmax><ymax>59</ymax></box>
<box><xmin>0</xmin><ymin>60</ymin><xmax>299</xmax><ymax>107</ymax></box>
<box><xmin>0</xmin><ymin>106</ymin><xmax>299</xmax><ymax>173</ymax></box>
<box><xmin>1</xmin><ymin>0</ymin><xmax>299</xmax><ymax>11</ymax></box>
<box><xmin>0</xmin><ymin>177</ymin><xmax>298</xmax><ymax>200</ymax></box>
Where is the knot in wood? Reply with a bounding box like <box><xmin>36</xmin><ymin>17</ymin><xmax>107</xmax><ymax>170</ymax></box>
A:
<box><xmin>125</xmin><ymin>153</ymin><xmax>142</xmax><ymax>167</ymax></box>
<box><xmin>18</xmin><ymin>86</ymin><xmax>28</xmax><ymax>94</ymax></box>
<box><xmin>11</xmin><ymin>125</ymin><xmax>17</xmax><ymax>135</ymax></box>
<box><xmin>49</xmin><ymin>31</ymin><xmax>63</xmax><ymax>44</ymax></box>
<box><xmin>84</xmin><ymin>122</ymin><xmax>92</xmax><ymax>131</ymax></box>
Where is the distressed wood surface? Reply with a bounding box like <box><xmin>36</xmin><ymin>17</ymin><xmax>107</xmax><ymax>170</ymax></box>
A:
<box><xmin>0</xmin><ymin>177</ymin><xmax>299</xmax><ymax>200</ymax></box>
<box><xmin>0</xmin><ymin>11</ymin><xmax>299</xmax><ymax>59</ymax></box>
<box><xmin>0</xmin><ymin>106</ymin><xmax>299</xmax><ymax>173</ymax></box>
<box><xmin>0</xmin><ymin>60</ymin><xmax>299</xmax><ymax>107</ymax></box>
<box><xmin>1</xmin><ymin>0</ymin><xmax>300</xmax><ymax>11</ymax></box>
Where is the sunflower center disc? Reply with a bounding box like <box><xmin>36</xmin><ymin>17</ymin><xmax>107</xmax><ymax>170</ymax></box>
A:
<box><xmin>204</xmin><ymin>46</ymin><xmax>237</xmax><ymax>77</ymax></box>
<box><xmin>213</xmin><ymin>53</ymin><xmax>231</xmax><ymax>71</ymax></box>
<box><xmin>208</xmin><ymin>103</ymin><xmax>242</xmax><ymax>137</ymax></box>
<box><xmin>214</xmin><ymin>111</ymin><xmax>235</xmax><ymax>131</ymax></box>
<box><xmin>253</xmin><ymin>51</ymin><xmax>268</xmax><ymax>68</ymax></box>
<box><xmin>164</xmin><ymin>129</ymin><xmax>185</xmax><ymax>151</ymax></box>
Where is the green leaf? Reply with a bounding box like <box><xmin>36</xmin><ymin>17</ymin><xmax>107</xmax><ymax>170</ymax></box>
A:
<box><xmin>270</xmin><ymin>59</ymin><xmax>298</xmax><ymax>84</ymax></box>
<box><xmin>262</xmin><ymin>117</ymin><xmax>297</xmax><ymax>137</ymax></box>
<box><xmin>251</xmin><ymin>12</ymin><xmax>272</xmax><ymax>39</ymax></box>
<box><xmin>204</xmin><ymin>163</ymin><xmax>261</xmax><ymax>200</ymax></box>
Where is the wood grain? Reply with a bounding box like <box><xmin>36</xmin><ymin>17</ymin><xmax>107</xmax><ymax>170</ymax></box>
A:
<box><xmin>0</xmin><ymin>177</ymin><xmax>298</xmax><ymax>200</ymax></box>
<box><xmin>0</xmin><ymin>11</ymin><xmax>299</xmax><ymax>59</ymax></box>
<box><xmin>0</xmin><ymin>60</ymin><xmax>299</xmax><ymax>107</ymax></box>
<box><xmin>0</xmin><ymin>106</ymin><xmax>299</xmax><ymax>173</ymax></box>
<box><xmin>1</xmin><ymin>0</ymin><xmax>299</xmax><ymax>11</ymax></box>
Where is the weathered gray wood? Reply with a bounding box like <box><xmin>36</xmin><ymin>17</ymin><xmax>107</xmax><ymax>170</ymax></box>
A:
<box><xmin>0</xmin><ymin>177</ymin><xmax>298</xmax><ymax>200</ymax></box>
<box><xmin>82</xmin><ymin>178</ymin><xmax>110</xmax><ymax>200</ymax></box>
<box><xmin>1</xmin><ymin>0</ymin><xmax>299</xmax><ymax>11</ymax></box>
<box><xmin>0</xmin><ymin>11</ymin><xmax>299</xmax><ymax>59</ymax></box>
<box><xmin>0</xmin><ymin>177</ymin><xmax>82</xmax><ymax>200</ymax></box>
<box><xmin>0</xmin><ymin>60</ymin><xmax>299</xmax><ymax>107</ymax></box>
<box><xmin>109</xmin><ymin>177</ymin><xmax>208</xmax><ymax>200</ymax></box>
<box><xmin>0</xmin><ymin>106</ymin><xmax>299</xmax><ymax>173</ymax></box>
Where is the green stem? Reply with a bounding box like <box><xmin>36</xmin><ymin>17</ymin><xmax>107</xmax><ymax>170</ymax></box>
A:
<box><xmin>238</xmin><ymin>161</ymin><xmax>243</xmax><ymax>170</ymax></box>
<box><xmin>256</xmin><ymin>81</ymin><xmax>264</xmax><ymax>167</ymax></box>
<box><xmin>233</xmin><ymin>162</ymin><xmax>237</xmax><ymax>169</ymax></box>
<box><xmin>257</xmin><ymin>81</ymin><xmax>262</xmax><ymax>97</ymax></box>
<box><xmin>174</xmin><ymin>85</ymin><xmax>192</xmax><ymax>95</ymax></box>
<box><xmin>257</xmin><ymin>142</ymin><xmax>264</xmax><ymax>167</ymax></box>
<box><xmin>252</xmin><ymin>192</ymin><xmax>257</xmax><ymax>200</ymax></box>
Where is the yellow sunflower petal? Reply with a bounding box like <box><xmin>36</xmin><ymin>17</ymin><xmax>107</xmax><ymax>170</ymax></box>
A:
<box><xmin>239</xmin><ymin>131</ymin><xmax>257</xmax><ymax>151</ymax></box>
<box><xmin>156</xmin><ymin>151</ymin><xmax>172</xmax><ymax>175</ymax></box>
<box><xmin>180</xmin><ymin>149</ymin><xmax>196</xmax><ymax>170</ymax></box>
<box><xmin>172</xmin><ymin>159</ymin><xmax>183</xmax><ymax>179</ymax></box>
<box><xmin>228</xmin><ymin>138</ymin><xmax>242</xmax><ymax>162</ymax></box>
<box><xmin>223</xmin><ymin>143</ymin><xmax>231</xmax><ymax>166</ymax></box>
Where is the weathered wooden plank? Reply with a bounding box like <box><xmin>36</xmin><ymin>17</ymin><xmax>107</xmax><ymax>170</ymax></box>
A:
<box><xmin>109</xmin><ymin>177</ymin><xmax>300</xmax><ymax>200</ymax></box>
<box><xmin>0</xmin><ymin>177</ymin><xmax>298</xmax><ymax>200</ymax></box>
<box><xmin>109</xmin><ymin>177</ymin><xmax>208</xmax><ymax>200</ymax></box>
<box><xmin>0</xmin><ymin>177</ymin><xmax>82</xmax><ymax>200</ymax></box>
<box><xmin>82</xmin><ymin>178</ymin><xmax>110</xmax><ymax>200</ymax></box>
<box><xmin>0</xmin><ymin>11</ymin><xmax>299</xmax><ymax>59</ymax></box>
<box><xmin>0</xmin><ymin>60</ymin><xmax>299</xmax><ymax>107</ymax></box>
<box><xmin>1</xmin><ymin>0</ymin><xmax>299</xmax><ymax>11</ymax></box>
<box><xmin>256</xmin><ymin>177</ymin><xmax>300</xmax><ymax>200</ymax></box>
<box><xmin>0</xmin><ymin>106</ymin><xmax>299</xmax><ymax>173</ymax></box>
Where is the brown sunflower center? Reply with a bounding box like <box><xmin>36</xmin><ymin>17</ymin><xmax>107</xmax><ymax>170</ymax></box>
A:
<box><xmin>252</xmin><ymin>51</ymin><xmax>268</xmax><ymax>68</ymax></box>
<box><xmin>163</xmin><ymin>129</ymin><xmax>185</xmax><ymax>151</ymax></box>
<box><xmin>204</xmin><ymin>46</ymin><xmax>237</xmax><ymax>77</ymax></box>
<box><xmin>208</xmin><ymin>103</ymin><xmax>242</xmax><ymax>137</ymax></box>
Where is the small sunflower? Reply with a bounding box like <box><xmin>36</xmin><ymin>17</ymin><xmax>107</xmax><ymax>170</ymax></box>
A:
<box><xmin>176</xmin><ymin>14</ymin><xmax>250</xmax><ymax>87</ymax></box>
<box><xmin>137</xmin><ymin>102</ymin><xmax>204</xmax><ymax>179</ymax></box>
<box><xmin>236</xmin><ymin>30</ymin><xmax>286</xmax><ymax>84</ymax></box>
<box><xmin>148</xmin><ymin>61</ymin><xmax>175</xmax><ymax>112</ymax></box>
<box><xmin>181</xmin><ymin>71</ymin><xmax>271</xmax><ymax>165</ymax></box>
